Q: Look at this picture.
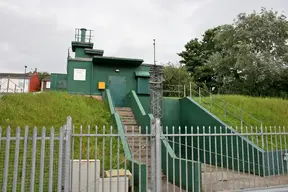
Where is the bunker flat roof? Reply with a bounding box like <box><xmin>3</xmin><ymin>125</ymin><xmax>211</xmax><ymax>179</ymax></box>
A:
<box><xmin>84</xmin><ymin>48</ymin><xmax>104</xmax><ymax>56</ymax></box>
<box><xmin>71</xmin><ymin>41</ymin><xmax>93</xmax><ymax>51</ymax></box>
<box><xmin>92</xmin><ymin>56</ymin><xmax>144</xmax><ymax>66</ymax></box>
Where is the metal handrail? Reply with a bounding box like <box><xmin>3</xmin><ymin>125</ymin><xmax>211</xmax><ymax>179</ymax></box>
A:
<box><xmin>74</xmin><ymin>28</ymin><xmax>94</xmax><ymax>43</ymax></box>
<box><xmin>196</xmin><ymin>87</ymin><xmax>262</xmax><ymax>122</ymax></box>
<box><xmin>199</xmin><ymin>88</ymin><xmax>262</xmax><ymax>123</ymax></box>
<box><xmin>0</xmin><ymin>77</ymin><xmax>25</xmax><ymax>94</ymax></box>
<box><xmin>189</xmin><ymin>87</ymin><xmax>263</xmax><ymax>130</ymax></box>
<box><xmin>163</xmin><ymin>83</ymin><xmax>263</xmax><ymax>129</ymax></box>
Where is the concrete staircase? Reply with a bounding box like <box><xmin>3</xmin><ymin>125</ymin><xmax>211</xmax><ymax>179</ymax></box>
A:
<box><xmin>115</xmin><ymin>107</ymin><xmax>152</xmax><ymax>176</ymax></box>
<box><xmin>116</xmin><ymin>107</ymin><xmax>183</xmax><ymax>191</ymax></box>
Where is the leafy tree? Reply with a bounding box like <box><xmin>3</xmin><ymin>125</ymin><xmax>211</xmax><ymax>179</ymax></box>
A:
<box><xmin>179</xmin><ymin>8</ymin><xmax>288</xmax><ymax>97</ymax></box>
<box><xmin>37</xmin><ymin>72</ymin><xmax>50</xmax><ymax>82</ymax></box>
<box><xmin>210</xmin><ymin>8</ymin><xmax>288</xmax><ymax>96</ymax></box>
<box><xmin>178</xmin><ymin>27</ymin><xmax>222</xmax><ymax>89</ymax></box>
<box><xmin>162</xmin><ymin>63</ymin><xmax>195</xmax><ymax>97</ymax></box>
<box><xmin>178</xmin><ymin>38</ymin><xmax>204</xmax><ymax>72</ymax></box>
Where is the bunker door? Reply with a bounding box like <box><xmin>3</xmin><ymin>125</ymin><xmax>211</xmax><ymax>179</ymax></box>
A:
<box><xmin>108</xmin><ymin>76</ymin><xmax>126</xmax><ymax>107</ymax></box>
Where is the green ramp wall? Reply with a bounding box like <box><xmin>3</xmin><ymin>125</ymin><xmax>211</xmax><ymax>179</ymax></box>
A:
<box><xmin>126</xmin><ymin>91</ymin><xmax>153</xmax><ymax>133</ymax></box>
<box><xmin>103</xmin><ymin>89</ymin><xmax>147</xmax><ymax>191</ymax></box>
<box><xmin>126</xmin><ymin>91</ymin><xmax>202</xmax><ymax>191</ymax></box>
<box><xmin>179</xmin><ymin>97</ymin><xmax>288</xmax><ymax>176</ymax></box>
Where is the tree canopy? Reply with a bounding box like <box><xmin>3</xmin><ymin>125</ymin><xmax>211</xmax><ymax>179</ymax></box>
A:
<box><xmin>163</xmin><ymin>63</ymin><xmax>194</xmax><ymax>97</ymax></box>
<box><xmin>178</xmin><ymin>8</ymin><xmax>288</xmax><ymax>97</ymax></box>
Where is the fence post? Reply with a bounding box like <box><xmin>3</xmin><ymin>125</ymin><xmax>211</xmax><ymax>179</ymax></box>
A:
<box><xmin>240</xmin><ymin>110</ymin><xmax>243</xmax><ymax>128</ymax></box>
<box><xmin>62</xmin><ymin>116</ymin><xmax>72</xmax><ymax>192</ymax></box>
<box><xmin>199</xmin><ymin>87</ymin><xmax>201</xmax><ymax>103</ymax></box>
<box><xmin>184</xmin><ymin>85</ymin><xmax>186</xmax><ymax>97</ymax></box>
<box><xmin>189</xmin><ymin>82</ymin><xmax>191</xmax><ymax>97</ymax></box>
<box><xmin>7</xmin><ymin>76</ymin><xmax>10</xmax><ymax>93</ymax></box>
<box><xmin>150</xmin><ymin>119</ymin><xmax>156</xmax><ymax>192</ymax></box>
<box><xmin>224</xmin><ymin>103</ymin><xmax>227</xmax><ymax>119</ymax></box>
<box><xmin>155</xmin><ymin>118</ymin><xmax>162</xmax><ymax>192</ymax></box>
<box><xmin>210</xmin><ymin>93</ymin><xmax>212</xmax><ymax>111</ymax></box>
<box><xmin>260</xmin><ymin>122</ymin><xmax>264</xmax><ymax>149</ymax></box>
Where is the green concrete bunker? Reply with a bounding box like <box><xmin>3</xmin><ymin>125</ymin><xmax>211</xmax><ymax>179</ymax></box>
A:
<box><xmin>51</xmin><ymin>28</ymin><xmax>288</xmax><ymax>192</ymax></box>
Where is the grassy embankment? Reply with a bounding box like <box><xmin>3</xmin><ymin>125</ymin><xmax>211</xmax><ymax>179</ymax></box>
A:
<box><xmin>0</xmin><ymin>92</ymin><xmax>125</xmax><ymax>191</ymax></box>
<box><xmin>192</xmin><ymin>94</ymin><xmax>288</xmax><ymax>150</ymax></box>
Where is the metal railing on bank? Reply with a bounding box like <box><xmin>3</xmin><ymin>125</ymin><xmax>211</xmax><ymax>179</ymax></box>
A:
<box><xmin>0</xmin><ymin>79</ymin><xmax>24</xmax><ymax>94</ymax></box>
<box><xmin>163</xmin><ymin>83</ymin><xmax>263</xmax><ymax>129</ymax></box>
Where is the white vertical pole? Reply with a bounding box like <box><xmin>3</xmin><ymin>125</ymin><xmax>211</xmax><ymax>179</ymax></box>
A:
<box><xmin>7</xmin><ymin>76</ymin><xmax>10</xmax><ymax>93</ymax></box>
<box><xmin>261</xmin><ymin>122</ymin><xmax>264</xmax><ymax>149</ymax></box>
<box><xmin>210</xmin><ymin>94</ymin><xmax>212</xmax><ymax>111</ymax></box>
<box><xmin>41</xmin><ymin>81</ymin><xmax>44</xmax><ymax>92</ymax></box>
<box><xmin>189</xmin><ymin>82</ymin><xmax>192</xmax><ymax>98</ymax></box>
<box><xmin>64</xmin><ymin>117</ymin><xmax>72</xmax><ymax>192</ymax></box>
<box><xmin>199</xmin><ymin>87</ymin><xmax>201</xmax><ymax>103</ymax></box>
<box><xmin>240</xmin><ymin>110</ymin><xmax>243</xmax><ymax>128</ymax></box>
<box><xmin>151</xmin><ymin>119</ymin><xmax>156</xmax><ymax>192</ymax></box>
<box><xmin>184</xmin><ymin>85</ymin><xmax>186</xmax><ymax>97</ymax></box>
<box><xmin>155</xmin><ymin>118</ymin><xmax>162</xmax><ymax>192</ymax></box>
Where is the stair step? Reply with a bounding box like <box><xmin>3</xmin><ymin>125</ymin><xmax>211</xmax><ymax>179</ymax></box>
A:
<box><xmin>131</xmin><ymin>151</ymin><xmax>152</xmax><ymax>157</ymax></box>
<box><xmin>121</xmin><ymin>118</ymin><xmax>135</xmax><ymax>121</ymax></box>
<box><xmin>125</xmin><ymin>127</ymin><xmax>139</xmax><ymax>131</ymax></box>
<box><xmin>117</xmin><ymin>113</ymin><xmax>133</xmax><ymax>115</ymax></box>
<box><xmin>115</xmin><ymin>107</ymin><xmax>131</xmax><ymax>110</ymax></box>
<box><xmin>121</xmin><ymin>116</ymin><xmax>135</xmax><ymax>118</ymax></box>
<box><xmin>121</xmin><ymin>116</ymin><xmax>135</xmax><ymax>121</ymax></box>
<box><xmin>122</xmin><ymin>122</ymin><xmax>137</xmax><ymax>126</ymax></box>
<box><xmin>128</xmin><ymin>145</ymin><xmax>150</xmax><ymax>150</ymax></box>
<box><xmin>127</xmin><ymin>137</ymin><xmax>149</xmax><ymax>141</ymax></box>
<box><xmin>126</xmin><ymin>131</ymin><xmax>140</xmax><ymax>134</ymax></box>
<box><xmin>128</xmin><ymin>144</ymin><xmax>151</xmax><ymax>149</ymax></box>
<box><xmin>117</xmin><ymin>109</ymin><xmax>132</xmax><ymax>112</ymax></box>
<box><xmin>116</xmin><ymin>109</ymin><xmax>132</xmax><ymax>112</ymax></box>
<box><xmin>117</xmin><ymin>107</ymin><xmax>152</xmax><ymax>168</ymax></box>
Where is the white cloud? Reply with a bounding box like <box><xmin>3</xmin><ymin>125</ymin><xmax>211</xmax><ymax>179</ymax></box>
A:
<box><xmin>0</xmin><ymin>0</ymin><xmax>287</xmax><ymax>73</ymax></box>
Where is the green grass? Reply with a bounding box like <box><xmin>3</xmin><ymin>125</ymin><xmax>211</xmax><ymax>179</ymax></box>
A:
<box><xmin>193</xmin><ymin>95</ymin><xmax>288</xmax><ymax>127</ymax></box>
<box><xmin>0</xmin><ymin>91</ymin><xmax>112</xmax><ymax>128</ymax></box>
<box><xmin>191</xmin><ymin>94</ymin><xmax>288</xmax><ymax>150</ymax></box>
<box><xmin>0</xmin><ymin>92</ymin><xmax>126</xmax><ymax>191</ymax></box>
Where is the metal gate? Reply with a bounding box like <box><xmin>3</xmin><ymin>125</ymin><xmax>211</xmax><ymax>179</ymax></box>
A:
<box><xmin>1</xmin><ymin>117</ymin><xmax>288</xmax><ymax>191</ymax></box>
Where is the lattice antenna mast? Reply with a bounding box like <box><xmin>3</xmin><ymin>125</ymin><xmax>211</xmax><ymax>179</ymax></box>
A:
<box><xmin>153</xmin><ymin>39</ymin><xmax>156</xmax><ymax>65</ymax></box>
<box><xmin>150</xmin><ymin>39</ymin><xmax>163</xmax><ymax>122</ymax></box>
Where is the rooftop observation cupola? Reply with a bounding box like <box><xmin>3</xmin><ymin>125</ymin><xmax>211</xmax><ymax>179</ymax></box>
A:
<box><xmin>71</xmin><ymin>28</ymin><xmax>104</xmax><ymax>58</ymax></box>
<box><xmin>75</xmin><ymin>28</ymin><xmax>92</xmax><ymax>43</ymax></box>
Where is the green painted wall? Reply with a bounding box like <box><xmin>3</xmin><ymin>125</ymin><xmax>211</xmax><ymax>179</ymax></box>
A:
<box><xmin>67</xmin><ymin>56</ymin><xmax>150</xmax><ymax>107</ymax></box>
<box><xmin>163</xmin><ymin>98</ymin><xmax>181</xmax><ymax>128</ymax></box>
<box><xmin>67</xmin><ymin>40</ymin><xmax>151</xmax><ymax>106</ymax></box>
<box><xmin>126</xmin><ymin>92</ymin><xmax>202</xmax><ymax>191</ymax></box>
<box><xmin>126</xmin><ymin>91</ymin><xmax>153</xmax><ymax>133</ymax></box>
<box><xmin>50</xmin><ymin>73</ymin><xmax>67</xmax><ymax>91</ymax></box>
<box><xmin>92</xmin><ymin>64</ymin><xmax>150</xmax><ymax>96</ymax></box>
<box><xmin>179</xmin><ymin>97</ymin><xmax>288</xmax><ymax>176</ymax></box>
<box><xmin>67</xmin><ymin>60</ymin><xmax>92</xmax><ymax>95</ymax></box>
<box><xmin>138</xmin><ymin>96</ymin><xmax>150</xmax><ymax>113</ymax></box>
<box><xmin>75</xmin><ymin>48</ymin><xmax>88</xmax><ymax>58</ymax></box>
<box><xmin>137</xmin><ymin>97</ymin><xmax>182</xmax><ymax>128</ymax></box>
<box><xmin>161</xmin><ymin>139</ymin><xmax>202</xmax><ymax>192</ymax></box>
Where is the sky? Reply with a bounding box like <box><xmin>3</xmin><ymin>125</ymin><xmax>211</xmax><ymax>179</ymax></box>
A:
<box><xmin>0</xmin><ymin>0</ymin><xmax>287</xmax><ymax>74</ymax></box>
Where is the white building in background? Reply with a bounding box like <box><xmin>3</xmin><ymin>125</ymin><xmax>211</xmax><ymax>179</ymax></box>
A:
<box><xmin>0</xmin><ymin>73</ymin><xmax>31</xmax><ymax>93</ymax></box>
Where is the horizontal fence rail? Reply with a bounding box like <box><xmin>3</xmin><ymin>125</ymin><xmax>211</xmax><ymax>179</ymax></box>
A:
<box><xmin>164</xmin><ymin>83</ymin><xmax>263</xmax><ymax>129</ymax></box>
<box><xmin>0</xmin><ymin>78</ymin><xmax>25</xmax><ymax>94</ymax></box>
<box><xmin>1</xmin><ymin>123</ymin><xmax>288</xmax><ymax>191</ymax></box>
